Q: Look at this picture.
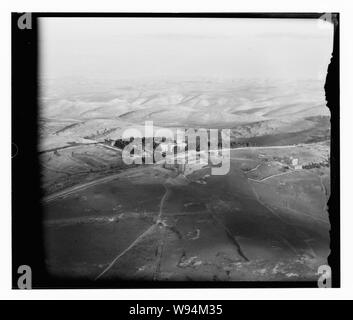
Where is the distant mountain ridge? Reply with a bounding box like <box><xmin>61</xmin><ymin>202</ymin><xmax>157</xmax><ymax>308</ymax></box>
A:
<box><xmin>39</xmin><ymin>79</ymin><xmax>330</xmax><ymax>151</ymax></box>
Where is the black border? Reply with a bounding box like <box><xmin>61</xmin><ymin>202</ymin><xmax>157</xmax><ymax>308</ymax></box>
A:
<box><xmin>12</xmin><ymin>12</ymin><xmax>340</xmax><ymax>289</ymax></box>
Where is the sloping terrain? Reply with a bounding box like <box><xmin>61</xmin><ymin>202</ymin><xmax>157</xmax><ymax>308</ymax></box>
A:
<box><xmin>43</xmin><ymin>144</ymin><xmax>330</xmax><ymax>281</ymax></box>
<box><xmin>40</xmin><ymin>79</ymin><xmax>330</xmax><ymax>152</ymax></box>
<box><xmin>40</xmin><ymin>78</ymin><xmax>331</xmax><ymax>283</ymax></box>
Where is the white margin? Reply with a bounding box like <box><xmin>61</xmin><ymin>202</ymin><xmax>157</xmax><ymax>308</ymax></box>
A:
<box><xmin>1</xmin><ymin>0</ymin><xmax>352</xmax><ymax>300</ymax></box>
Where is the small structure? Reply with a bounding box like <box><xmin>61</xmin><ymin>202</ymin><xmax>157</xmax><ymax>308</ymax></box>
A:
<box><xmin>291</xmin><ymin>158</ymin><xmax>302</xmax><ymax>170</ymax></box>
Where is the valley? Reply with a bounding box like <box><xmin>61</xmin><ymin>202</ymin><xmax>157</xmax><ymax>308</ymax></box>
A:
<box><xmin>40</xmin><ymin>78</ymin><xmax>331</xmax><ymax>282</ymax></box>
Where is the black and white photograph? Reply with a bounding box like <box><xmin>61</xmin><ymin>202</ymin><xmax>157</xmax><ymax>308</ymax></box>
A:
<box><xmin>11</xmin><ymin>12</ymin><xmax>340</xmax><ymax>290</ymax></box>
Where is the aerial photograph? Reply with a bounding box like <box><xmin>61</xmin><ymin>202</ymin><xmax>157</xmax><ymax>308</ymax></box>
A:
<box><xmin>39</xmin><ymin>17</ymin><xmax>333</xmax><ymax>283</ymax></box>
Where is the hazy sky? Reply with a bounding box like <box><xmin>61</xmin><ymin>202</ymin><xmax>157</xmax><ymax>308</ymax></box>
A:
<box><xmin>40</xmin><ymin>18</ymin><xmax>334</xmax><ymax>81</ymax></box>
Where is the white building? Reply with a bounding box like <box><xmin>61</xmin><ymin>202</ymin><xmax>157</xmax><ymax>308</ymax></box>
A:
<box><xmin>291</xmin><ymin>158</ymin><xmax>302</xmax><ymax>170</ymax></box>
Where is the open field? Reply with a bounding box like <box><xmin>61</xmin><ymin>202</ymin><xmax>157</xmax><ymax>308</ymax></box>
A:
<box><xmin>43</xmin><ymin>142</ymin><xmax>330</xmax><ymax>281</ymax></box>
<box><xmin>39</xmin><ymin>79</ymin><xmax>331</xmax><ymax>282</ymax></box>
<box><xmin>40</xmin><ymin>144</ymin><xmax>129</xmax><ymax>195</ymax></box>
